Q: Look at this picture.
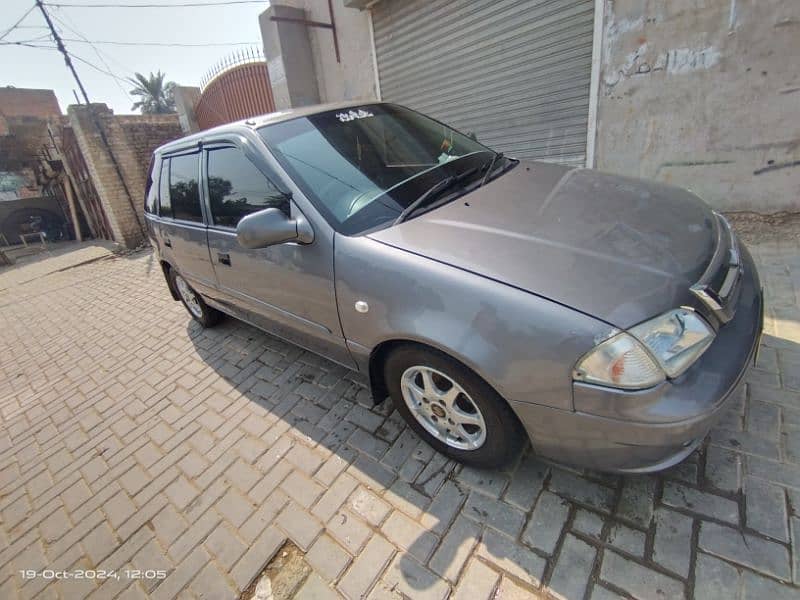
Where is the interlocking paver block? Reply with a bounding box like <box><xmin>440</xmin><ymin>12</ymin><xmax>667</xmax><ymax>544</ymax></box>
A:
<box><xmin>549</xmin><ymin>469</ymin><xmax>615</xmax><ymax>513</ymax></box>
<box><xmin>383</xmin><ymin>554</ymin><xmax>450</xmax><ymax>600</ymax></box>
<box><xmin>607</xmin><ymin>522</ymin><xmax>646</xmax><ymax>557</ymax></box>
<box><xmin>306</xmin><ymin>534</ymin><xmax>351</xmax><ymax>581</ymax></box>
<box><xmin>693</xmin><ymin>552</ymin><xmax>741</xmax><ymax>599</ymax></box>
<box><xmin>454</xmin><ymin>466</ymin><xmax>508</xmax><ymax>498</ymax></box>
<box><xmin>338</xmin><ymin>534</ymin><xmax>395</xmax><ymax>600</ymax></box>
<box><xmin>381</xmin><ymin>510</ymin><xmax>439</xmax><ymax>562</ymax></box>
<box><xmin>600</xmin><ymin>550</ymin><xmax>685</xmax><ymax>600</ymax></box>
<box><xmin>652</xmin><ymin>508</ymin><xmax>693</xmax><ymax>578</ymax></box>
<box><xmin>204</xmin><ymin>522</ymin><xmax>247</xmax><ymax>570</ymax></box>
<box><xmin>328</xmin><ymin>508</ymin><xmax>372</xmax><ymax>554</ymax></box>
<box><xmin>281</xmin><ymin>471</ymin><xmax>326</xmax><ymax>509</ymax></box>
<box><xmin>452</xmin><ymin>558</ymin><xmax>499</xmax><ymax>600</ymax></box>
<box><xmin>429</xmin><ymin>514</ymin><xmax>480</xmax><ymax>582</ymax></box>
<box><xmin>744</xmin><ymin>476</ymin><xmax>788</xmax><ymax>541</ymax></box>
<box><xmin>276</xmin><ymin>502</ymin><xmax>323</xmax><ymax>550</ymax></box>
<box><xmin>548</xmin><ymin>534</ymin><xmax>596</xmax><ymax>600</ymax></box>
<box><xmin>230</xmin><ymin>526</ymin><xmax>285</xmax><ymax>592</ymax></box>
<box><xmin>661</xmin><ymin>481</ymin><xmax>739</xmax><ymax>524</ymax></box>
<box><xmin>699</xmin><ymin>521</ymin><xmax>791</xmax><ymax>580</ymax></box>
<box><xmin>478</xmin><ymin>529</ymin><xmax>545</xmax><ymax>587</ymax></box>
<box><xmin>348</xmin><ymin>486</ymin><xmax>391</xmax><ymax>526</ymax></box>
<box><xmin>522</xmin><ymin>490</ymin><xmax>569</xmax><ymax>554</ymax></box>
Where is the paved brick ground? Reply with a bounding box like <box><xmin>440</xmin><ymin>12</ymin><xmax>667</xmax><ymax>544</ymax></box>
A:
<box><xmin>0</xmin><ymin>240</ymin><xmax>799</xmax><ymax>600</ymax></box>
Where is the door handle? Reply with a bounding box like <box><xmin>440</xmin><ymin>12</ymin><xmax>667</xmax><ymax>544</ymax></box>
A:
<box><xmin>218</xmin><ymin>252</ymin><xmax>231</xmax><ymax>266</ymax></box>
<box><xmin>163</xmin><ymin>239</ymin><xmax>172</xmax><ymax>247</ymax></box>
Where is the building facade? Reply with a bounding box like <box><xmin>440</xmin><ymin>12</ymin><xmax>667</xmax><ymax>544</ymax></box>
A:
<box><xmin>0</xmin><ymin>87</ymin><xmax>73</xmax><ymax>245</ymax></box>
<box><xmin>260</xmin><ymin>0</ymin><xmax>799</xmax><ymax>214</ymax></box>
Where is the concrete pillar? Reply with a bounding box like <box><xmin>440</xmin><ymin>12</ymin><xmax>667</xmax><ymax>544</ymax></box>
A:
<box><xmin>67</xmin><ymin>104</ymin><xmax>142</xmax><ymax>248</ymax></box>
<box><xmin>259</xmin><ymin>4</ymin><xmax>321</xmax><ymax>109</ymax></box>
<box><xmin>173</xmin><ymin>86</ymin><xmax>201</xmax><ymax>134</ymax></box>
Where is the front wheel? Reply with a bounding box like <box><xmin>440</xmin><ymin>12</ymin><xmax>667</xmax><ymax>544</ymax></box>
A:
<box><xmin>171</xmin><ymin>270</ymin><xmax>222</xmax><ymax>328</ymax></box>
<box><xmin>384</xmin><ymin>345</ymin><xmax>526</xmax><ymax>469</ymax></box>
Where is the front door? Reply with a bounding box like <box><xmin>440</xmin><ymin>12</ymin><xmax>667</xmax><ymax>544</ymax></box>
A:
<box><xmin>202</xmin><ymin>144</ymin><xmax>353</xmax><ymax>367</ymax></box>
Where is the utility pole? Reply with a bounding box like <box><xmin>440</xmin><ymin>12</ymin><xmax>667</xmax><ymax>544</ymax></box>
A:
<box><xmin>36</xmin><ymin>0</ymin><xmax>146</xmax><ymax>242</ymax></box>
<box><xmin>35</xmin><ymin>0</ymin><xmax>90</xmax><ymax>104</ymax></box>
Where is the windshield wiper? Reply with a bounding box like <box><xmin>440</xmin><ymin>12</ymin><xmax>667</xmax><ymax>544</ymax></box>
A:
<box><xmin>393</xmin><ymin>167</ymin><xmax>479</xmax><ymax>225</ymax></box>
<box><xmin>481</xmin><ymin>151</ymin><xmax>504</xmax><ymax>187</ymax></box>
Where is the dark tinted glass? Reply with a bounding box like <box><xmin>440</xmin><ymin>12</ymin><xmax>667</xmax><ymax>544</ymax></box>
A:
<box><xmin>169</xmin><ymin>153</ymin><xmax>202</xmax><ymax>222</ymax></box>
<box><xmin>206</xmin><ymin>147</ymin><xmax>289</xmax><ymax>228</ymax></box>
<box><xmin>258</xmin><ymin>104</ymin><xmax>495</xmax><ymax>235</ymax></box>
<box><xmin>158</xmin><ymin>159</ymin><xmax>171</xmax><ymax>216</ymax></box>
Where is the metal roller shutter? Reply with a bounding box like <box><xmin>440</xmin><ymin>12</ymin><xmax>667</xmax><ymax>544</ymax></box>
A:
<box><xmin>371</xmin><ymin>0</ymin><xmax>594</xmax><ymax>166</ymax></box>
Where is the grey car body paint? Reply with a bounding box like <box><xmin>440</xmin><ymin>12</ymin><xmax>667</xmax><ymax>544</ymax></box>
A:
<box><xmin>334</xmin><ymin>232</ymin><xmax>614</xmax><ymax>412</ymax></box>
<box><xmin>368</xmin><ymin>162</ymin><xmax>718</xmax><ymax>329</ymax></box>
<box><xmin>146</xmin><ymin>102</ymin><xmax>763</xmax><ymax>473</ymax></box>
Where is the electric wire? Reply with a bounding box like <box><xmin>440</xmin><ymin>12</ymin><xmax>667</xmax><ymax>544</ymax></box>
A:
<box><xmin>0</xmin><ymin>4</ymin><xmax>37</xmax><ymax>41</ymax></box>
<box><xmin>45</xmin><ymin>1</ymin><xmax>266</xmax><ymax>8</ymax></box>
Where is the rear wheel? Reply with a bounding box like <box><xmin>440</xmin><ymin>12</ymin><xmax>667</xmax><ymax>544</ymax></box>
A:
<box><xmin>171</xmin><ymin>270</ymin><xmax>222</xmax><ymax>328</ymax></box>
<box><xmin>384</xmin><ymin>345</ymin><xmax>525</xmax><ymax>468</ymax></box>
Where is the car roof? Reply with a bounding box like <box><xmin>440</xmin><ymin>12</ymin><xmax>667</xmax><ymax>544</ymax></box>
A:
<box><xmin>155</xmin><ymin>99</ymin><xmax>386</xmax><ymax>154</ymax></box>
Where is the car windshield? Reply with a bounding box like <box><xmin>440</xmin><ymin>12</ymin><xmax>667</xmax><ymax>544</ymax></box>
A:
<box><xmin>258</xmin><ymin>103</ymin><xmax>499</xmax><ymax>235</ymax></box>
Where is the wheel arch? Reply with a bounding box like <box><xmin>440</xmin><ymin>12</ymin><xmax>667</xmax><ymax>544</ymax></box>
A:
<box><xmin>160</xmin><ymin>260</ymin><xmax>180</xmax><ymax>301</ymax></box>
<box><xmin>367</xmin><ymin>337</ymin><xmax>504</xmax><ymax>409</ymax></box>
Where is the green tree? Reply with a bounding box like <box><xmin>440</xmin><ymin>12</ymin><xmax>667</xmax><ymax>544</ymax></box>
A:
<box><xmin>128</xmin><ymin>71</ymin><xmax>176</xmax><ymax>114</ymax></box>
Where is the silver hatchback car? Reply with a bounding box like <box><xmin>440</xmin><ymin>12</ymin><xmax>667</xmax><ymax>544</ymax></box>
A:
<box><xmin>145</xmin><ymin>101</ymin><xmax>763</xmax><ymax>472</ymax></box>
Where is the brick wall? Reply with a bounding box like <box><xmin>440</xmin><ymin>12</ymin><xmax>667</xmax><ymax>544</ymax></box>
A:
<box><xmin>0</xmin><ymin>88</ymin><xmax>61</xmax><ymax>120</ymax></box>
<box><xmin>67</xmin><ymin>104</ymin><xmax>182</xmax><ymax>248</ymax></box>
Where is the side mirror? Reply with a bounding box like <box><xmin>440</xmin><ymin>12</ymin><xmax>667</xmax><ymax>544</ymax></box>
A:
<box><xmin>236</xmin><ymin>208</ymin><xmax>314</xmax><ymax>249</ymax></box>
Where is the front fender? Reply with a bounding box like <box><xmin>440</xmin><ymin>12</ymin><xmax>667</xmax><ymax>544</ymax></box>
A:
<box><xmin>335</xmin><ymin>234</ymin><xmax>613</xmax><ymax>411</ymax></box>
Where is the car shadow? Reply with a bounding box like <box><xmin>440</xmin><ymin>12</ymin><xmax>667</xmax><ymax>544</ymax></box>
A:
<box><xmin>184</xmin><ymin>309</ymin><xmax>795</xmax><ymax>599</ymax></box>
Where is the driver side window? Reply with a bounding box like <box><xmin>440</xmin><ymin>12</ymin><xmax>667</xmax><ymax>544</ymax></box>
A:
<box><xmin>206</xmin><ymin>147</ymin><xmax>289</xmax><ymax>228</ymax></box>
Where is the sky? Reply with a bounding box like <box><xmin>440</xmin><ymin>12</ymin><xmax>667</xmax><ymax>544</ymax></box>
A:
<box><xmin>1</xmin><ymin>0</ymin><xmax>270</xmax><ymax>115</ymax></box>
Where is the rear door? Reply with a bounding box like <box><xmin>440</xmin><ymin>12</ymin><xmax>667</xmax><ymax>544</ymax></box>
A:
<box><xmin>202</xmin><ymin>142</ymin><xmax>353</xmax><ymax>367</ymax></box>
<box><xmin>158</xmin><ymin>150</ymin><xmax>216</xmax><ymax>295</ymax></box>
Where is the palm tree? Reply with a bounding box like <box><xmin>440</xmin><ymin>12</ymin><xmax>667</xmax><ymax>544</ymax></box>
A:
<box><xmin>128</xmin><ymin>71</ymin><xmax>176</xmax><ymax>114</ymax></box>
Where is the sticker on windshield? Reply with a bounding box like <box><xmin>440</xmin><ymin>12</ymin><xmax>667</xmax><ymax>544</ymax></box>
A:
<box><xmin>336</xmin><ymin>109</ymin><xmax>374</xmax><ymax>122</ymax></box>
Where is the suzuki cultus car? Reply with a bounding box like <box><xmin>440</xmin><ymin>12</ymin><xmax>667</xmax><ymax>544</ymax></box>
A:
<box><xmin>145</xmin><ymin>102</ymin><xmax>762</xmax><ymax>472</ymax></box>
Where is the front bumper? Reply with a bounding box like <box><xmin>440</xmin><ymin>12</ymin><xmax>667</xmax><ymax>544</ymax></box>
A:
<box><xmin>512</xmin><ymin>244</ymin><xmax>763</xmax><ymax>473</ymax></box>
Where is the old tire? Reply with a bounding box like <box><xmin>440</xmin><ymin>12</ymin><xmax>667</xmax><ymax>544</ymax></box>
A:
<box><xmin>171</xmin><ymin>270</ymin><xmax>222</xmax><ymax>328</ymax></box>
<box><xmin>384</xmin><ymin>345</ymin><xmax>525</xmax><ymax>469</ymax></box>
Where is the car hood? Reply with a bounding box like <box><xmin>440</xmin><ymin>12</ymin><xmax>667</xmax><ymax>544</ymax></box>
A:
<box><xmin>367</xmin><ymin>161</ymin><xmax>717</xmax><ymax>328</ymax></box>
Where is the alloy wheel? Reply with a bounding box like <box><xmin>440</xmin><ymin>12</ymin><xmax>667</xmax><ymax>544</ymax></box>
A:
<box><xmin>399</xmin><ymin>365</ymin><xmax>487</xmax><ymax>450</ymax></box>
<box><xmin>175</xmin><ymin>274</ymin><xmax>203</xmax><ymax>319</ymax></box>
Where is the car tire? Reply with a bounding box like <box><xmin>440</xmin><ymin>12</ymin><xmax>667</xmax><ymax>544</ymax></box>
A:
<box><xmin>171</xmin><ymin>270</ymin><xmax>222</xmax><ymax>328</ymax></box>
<box><xmin>384</xmin><ymin>345</ymin><xmax>525</xmax><ymax>469</ymax></box>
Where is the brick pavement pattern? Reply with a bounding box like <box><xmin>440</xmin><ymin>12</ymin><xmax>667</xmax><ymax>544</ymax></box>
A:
<box><xmin>0</xmin><ymin>240</ymin><xmax>799</xmax><ymax>599</ymax></box>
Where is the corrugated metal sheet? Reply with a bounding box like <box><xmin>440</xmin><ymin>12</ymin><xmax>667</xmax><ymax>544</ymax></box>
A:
<box><xmin>372</xmin><ymin>0</ymin><xmax>594</xmax><ymax>166</ymax></box>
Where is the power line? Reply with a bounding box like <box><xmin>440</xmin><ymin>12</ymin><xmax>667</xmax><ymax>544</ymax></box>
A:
<box><xmin>60</xmin><ymin>37</ymin><xmax>263</xmax><ymax>47</ymax></box>
<box><xmin>49</xmin><ymin>8</ymin><xmax>136</xmax><ymax>75</ymax></box>
<box><xmin>0</xmin><ymin>4</ymin><xmax>37</xmax><ymax>41</ymax></box>
<box><xmin>66</xmin><ymin>50</ymin><xmax>132</xmax><ymax>85</ymax></box>
<box><xmin>49</xmin><ymin>11</ymin><xmax>132</xmax><ymax>99</ymax></box>
<box><xmin>0</xmin><ymin>40</ymin><xmax>57</xmax><ymax>49</ymax></box>
<box><xmin>45</xmin><ymin>0</ymin><xmax>265</xmax><ymax>7</ymax></box>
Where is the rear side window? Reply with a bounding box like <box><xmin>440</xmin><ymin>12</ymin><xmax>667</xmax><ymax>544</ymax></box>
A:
<box><xmin>158</xmin><ymin>159</ymin><xmax>171</xmax><ymax>216</ymax></box>
<box><xmin>206</xmin><ymin>147</ymin><xmax>289</xmax><ymax>228</ymax></box>
<box><xmin>169</xmin><ymin>153</ymin><xmax>202</xmax><ymax>222</ymax></box>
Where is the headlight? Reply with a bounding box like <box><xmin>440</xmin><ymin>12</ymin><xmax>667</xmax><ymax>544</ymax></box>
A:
<box><xmin>629</xmin><ymin>308</ymin><xmax>715</xmax><ymax>377</ymax></box>
<box><xmin>573</xmin><ymin>308</ymin><xmax>715</xmax><ymax>390</ymax></box>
